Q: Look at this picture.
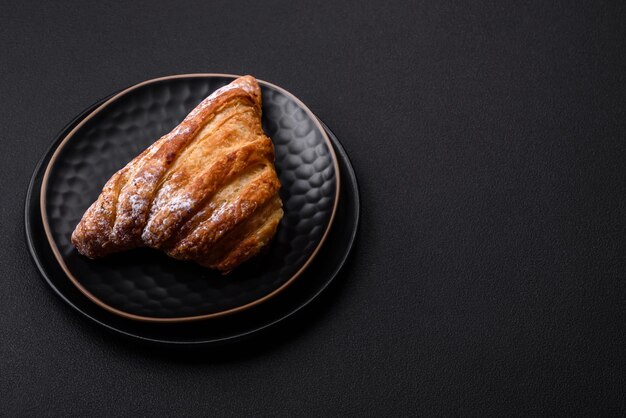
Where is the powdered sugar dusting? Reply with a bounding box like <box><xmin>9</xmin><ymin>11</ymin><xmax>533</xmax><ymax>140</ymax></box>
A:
<box><xmin>170</xmin><ymin>124</ymin><xmax>192</xmax><ymax>138</ymax></box>
<box><xmin>131</xmin><ymin>168</ymin><xmax>159</xmax><ymax>187</ymax></box>
<box><xmin>208</xmin><ymin>201</ymin><xmax>231</xmax><ymax>223</ymax></box>
<box><xmin>166</xmin><ymin>193</ymin><xmax>193</xmax><ymax>213</ymax></box>
<box><xmin>129</xmin><ymin>194</ymin><xmax>148</xmax><ymax>218</ymax></box>
<box><xmin>149</xmin><ymin>183</ymin><xmax>172</xmax><ymax>215</ymax></box>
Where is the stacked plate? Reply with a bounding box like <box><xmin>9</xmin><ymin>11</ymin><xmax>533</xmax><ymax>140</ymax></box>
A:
<box><xmin>25</xmin><ymin>74</ymin><xmax>359</xmax><ymax>346</ymax></box>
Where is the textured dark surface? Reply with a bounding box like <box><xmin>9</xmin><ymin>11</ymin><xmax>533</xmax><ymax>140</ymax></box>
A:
<box><xmin>27</xmin><ymin>107</ymin><xmax>359</xmax><ymax>344</ymax></box>
<box><xmin>44</xmin><ymin>76</ymin><xmax>337</xmax><ymax>319</ymax></box>
<box><xmin>2</xmin><ymin>0</ymin><xmax>626</xmax><ymax>416</ymax></box>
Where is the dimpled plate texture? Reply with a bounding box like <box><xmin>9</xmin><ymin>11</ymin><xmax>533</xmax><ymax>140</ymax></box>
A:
<box><xmin>43</xmin><ymin>76</ymin><xmax>338</xmax><ymax>320</ymax></box>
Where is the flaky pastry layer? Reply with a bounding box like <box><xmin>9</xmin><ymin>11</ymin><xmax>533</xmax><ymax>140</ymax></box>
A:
<box><xmin>71</xmin><ymin>76</ymin><xmax>283</xmax><ymax>272</ymax></box>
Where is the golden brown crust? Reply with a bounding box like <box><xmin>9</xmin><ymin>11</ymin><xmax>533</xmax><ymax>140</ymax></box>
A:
<box><xmin>71</xmin><ymin>75</ymin><xmax>284</xmax><ymax>272</ymax></box>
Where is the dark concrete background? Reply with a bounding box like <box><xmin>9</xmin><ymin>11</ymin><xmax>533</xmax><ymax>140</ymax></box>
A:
<box><xmin>1</xmin><ymin>1</ymin><xmax>625</xmax><ymax>416</ymax></box>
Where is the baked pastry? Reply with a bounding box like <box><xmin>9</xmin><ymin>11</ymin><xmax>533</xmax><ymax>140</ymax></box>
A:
<box><xmin>71</xmin><ymin>75</ymin><xmax>284</xmax><ymax>272</ymax></box>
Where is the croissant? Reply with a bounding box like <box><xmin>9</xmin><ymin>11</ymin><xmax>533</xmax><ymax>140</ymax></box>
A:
<box><xmin>71</xmin><ymin>75</ymin><xmax>284</xmax><ymax>272</ymax></box>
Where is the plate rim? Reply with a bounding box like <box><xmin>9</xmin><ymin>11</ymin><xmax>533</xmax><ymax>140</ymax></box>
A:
<box><xmin>39</xmin><ymin>73</ymin><xmax>341</xmax><ymax>323</ymax></box>
<box><xmin>25</xmin><ymin>113</ymin><xmax>359</xmax><ymax>346</ymax></box>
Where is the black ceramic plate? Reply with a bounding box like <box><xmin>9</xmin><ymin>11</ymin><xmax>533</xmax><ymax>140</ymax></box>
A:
<box><xmin>26</xmin><ymin>94</ymin><xmax>359</xmax><ymax>345</ymax></box>
<box><xmin>40</xmin><ymin>75</ymin><xmax>339</xmax><ymax>321</ymax></box>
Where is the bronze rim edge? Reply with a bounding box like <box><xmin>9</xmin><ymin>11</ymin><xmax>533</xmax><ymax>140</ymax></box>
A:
<box><xmin>40</xmin><ymin>73</ymin><xmax>341</xmax><ymax>323</ymax></box>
